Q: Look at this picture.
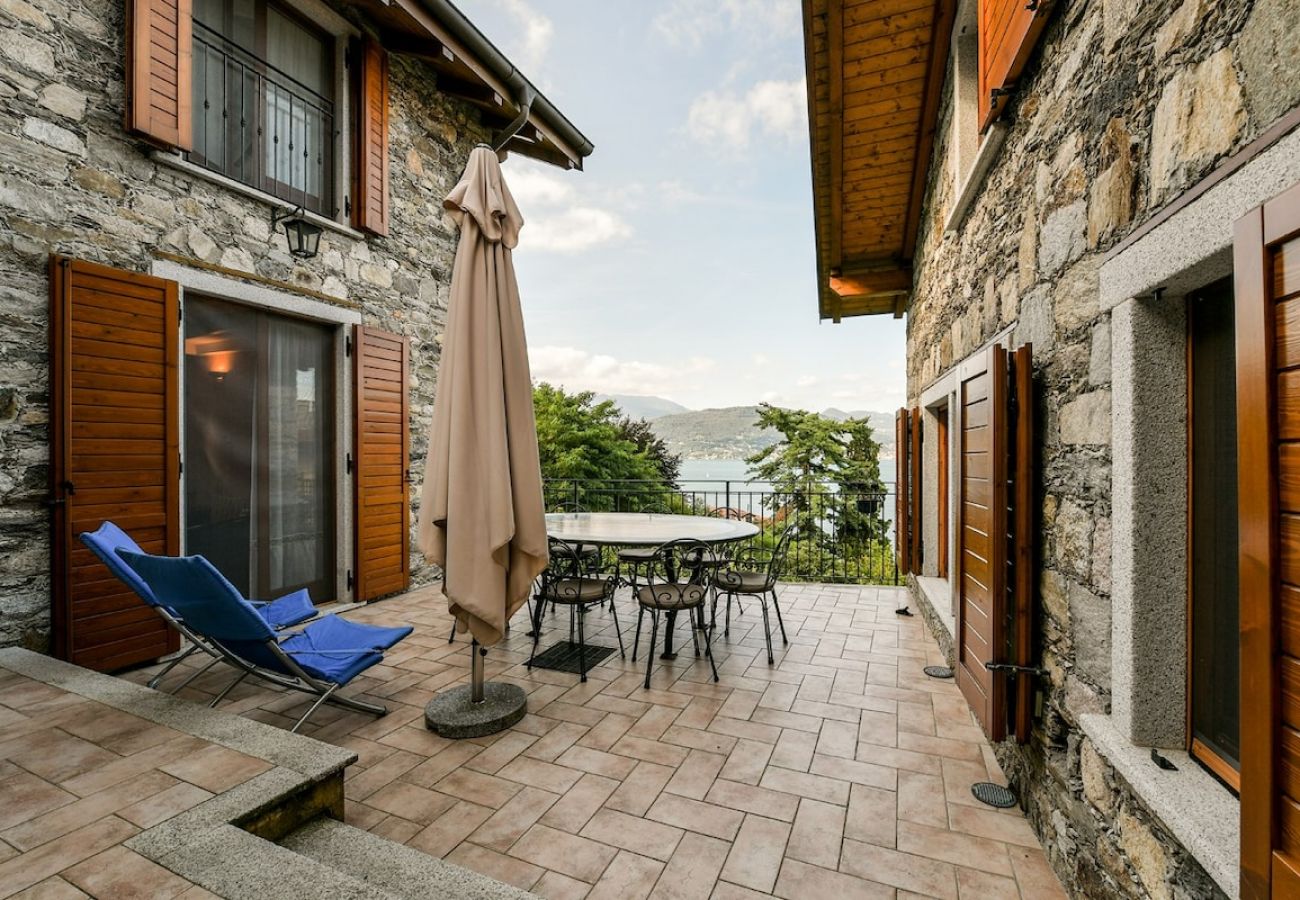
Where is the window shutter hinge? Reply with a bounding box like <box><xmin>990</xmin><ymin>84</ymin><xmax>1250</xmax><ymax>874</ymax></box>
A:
<box><xmin>178</xmin><ymin>302</ymin><xmax>183</xmax><ymax>323</ymax></box>
<box><xmin>345</xmin><ymin>334</ymin><xmax>352</xmax><ymax>357</ymax></box>
<box><xmin>344</xmin><ymin>195</ymin><xmax>352</xmax><ymax>217</ymax></box>
<box><xmin>347</xmin><ymin>569</ymin><xmax>354</xmax><ymax>591</ymax></box>
<box><xmin>990</xmin><ymin>86</ymin><xmax>1016</xmax><ymax>105</ymax></box>
<box><xmin>346</xmin><ymin>452</ymin><xmax>353</xmax><ymax>475</ymax></box>
<box><xmin>178</xmin><ymin>453</ymin><xmax>183</xmax><ymax>476</ymax></box>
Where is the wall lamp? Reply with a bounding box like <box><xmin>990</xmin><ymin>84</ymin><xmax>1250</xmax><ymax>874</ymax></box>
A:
<box><xmin>272</xmin><ymin>206</ymin><xmax>322</xmax><ymax>260</ymax></box>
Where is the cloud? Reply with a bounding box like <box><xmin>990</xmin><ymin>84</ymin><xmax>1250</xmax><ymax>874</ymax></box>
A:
<box><xmin>481</xmin><ymin>0</ymin><xmax>553</xmax><ymax>70</ymax></box>
<box><xmin>530</xmin><ymin>346</ymin><xmax>716</xmax><ymax>398</ymax></box>
<box><xmin>653</xmin><ymin>0</ymin><xmax>799</xmax><ymax>50</ymax></box>
<box><xmin>795</xmin><ymin>375</ymin><xmax>818</xmax><ymax>388</ymax></box>
<box><xmin>687</xmin><ymin>78</ymin><xmax>806</xmax><ymax>150</ymax></box>
<box><xmin>505</xmin><ymin>161</ymin><xmax>633</xmax><ymax>253</ymax></box>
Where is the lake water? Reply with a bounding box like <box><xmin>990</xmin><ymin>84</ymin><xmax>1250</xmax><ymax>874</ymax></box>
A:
<box><xmin>677</xmin><ymin>458</ymin><xmax>898</xmax><ymax>522</ymax></box>
<box><xmin>679</xmin><ymin>458</ymin><xmax>898</xmax><ymax>487</ymax></box>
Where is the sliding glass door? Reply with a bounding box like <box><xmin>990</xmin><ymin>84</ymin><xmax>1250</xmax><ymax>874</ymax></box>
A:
<box><xmin>183</xmin><ymin>296</ymin><xmax>336</xmax><ymax>601</ymax></box>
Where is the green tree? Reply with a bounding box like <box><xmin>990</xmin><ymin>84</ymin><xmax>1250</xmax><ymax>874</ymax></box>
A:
<box><xmin>532</xmin><ymin>383</ymin><xmax>676</xmax><ymax>510</ymax></box>
<box><xmin>617</xmin><ymin>416</ymin><xmax>681</xmax><ymax>485</ymax></box>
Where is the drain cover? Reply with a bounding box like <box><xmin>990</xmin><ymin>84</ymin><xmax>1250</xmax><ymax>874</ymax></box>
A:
<box><xmin>972</xmin><ymin>782</ymin><xmax>1017</xmax><ymax>808</ymax></box>
<box><xmin>923</xmin><ymin>665</ymin><xmax>954</xmax><ymax>679</ymax></box>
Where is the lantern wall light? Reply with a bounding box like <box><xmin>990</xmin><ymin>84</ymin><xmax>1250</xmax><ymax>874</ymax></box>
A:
<box><xmin>272</xmin><ymin>206</ymin><xmax>322</xmax><ymax>260</ymax></box>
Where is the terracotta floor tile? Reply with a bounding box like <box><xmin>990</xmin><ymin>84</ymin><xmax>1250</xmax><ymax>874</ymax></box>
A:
<box><xmin>898</xmin><ymin>770</ymin><xmax>949</xmax><ymax>828</ymax></box>
<box><xmin>509</xmin><ymin>824</ymin><xmax>619</xmax><ymax>883</ymax></box>
<box><xmin>674</xmin><ymin>697</ymin><xmax>723</xmax><ymax>731</ymax></box>
<box><xmin>0</xmin><ymin>773</ymin><xmax>77</xmax><ymax>831</ymax></box>
<box><xmin>1</xmin><ymin>769</ymin><xmax>175</xmax><ymax>851</ymax></box>
<box><xmin>58</xmin><ymin>737</ymin><xmax>207</xmax><ymax>799</ymax></box>
<box><xmin>717</xmin><ymin>739</ymin><xmax>772</xmax><ymax>787</ymax></box>
<box><xmin>532</xmin><ymin>870</ymin><xmax>593</xmax><ymax>900</ymax></box>
<box><xmin>947</xmin><ymin>804</ymin><xmax>1041</xmax><ymax>848</ymax></box>
<box><xmin>957</xmin><ymin>865</ymin><xmax>1020</xmax><ymax>899</ymax></box>
<box><xmin>556</xmin><ymin>745</ymin><xmax>640</xmax><ymax>780</ymax></box>
<box><xmin>648</xmin><ymin>833</ymin><xmax>729</xmax><ymax>900</ymax></box>
<box><xmin>704</xmin><ymin>780</ymin><xmax>799</xmax><ymax>822</ymax></box>
<box><xmin>61</xmin><ymin>845</ymin><xmax>191</xmax><ymax>900</ymax></box>
<box><xmin>498</xmin><ymin>756</ymin><xmax>583</xmax><ymax>795</ymax></box>
<box><xmin>853</xmin><ymin>741</ymin><xmax>943</xmax><ymax>776</ymax></box>
<box><xmin>705</xmin><ymin>717</ymin><xmax>782</xmax><ymax>745</ymax></box>
<box><xmin>9</xmin><ymin>877</ymin><xmax>91</xmax><ymax>899</ymax></box>
<box><xmin>772</xmin><ymin>858</ymin><xmax>893</xmax><ymax>900</ymax></box>
<box><xmin>897</xmin><ymin>819</ymin><xmax>1015</xmax><ymax>875</ymax></box>
<box><xmin>447</xmin><ymin>842</ymin><xmax>544</xmax><ymax>890</ymax></box>
<box><xmin>0</xmin><ymin>816</ymin><xmax>138</xmax><ymax>898</ymax></box>
<box><xmin>367</xmin><ymin>779</ymin><xmax>459</xmax><ymax>825</ymax></box>
<box><xmin>628</xmin><ymin>706</ymin><xmax>682</xmax><ymax>741</ymax></box>
<box><xmin>2</xmin><ymin>731</ymin><xmax>122</xmax><ymax>786</ymax></box>
<box><xmin>464</xmin><ymin>731</ymin><xmax>538</xmax><ymax>775</ymax></box>
<box><xmin>605</xmin><ymin>761</ymin><xmax>675</xmax><ymax>816</ymax></box>
<box><xmin>840</xmin><ymin>837</ymin><xmax>958</xmax><ymax>900</ymax></box>
<box><xmin>541</xmin><ymin>773</ymin><xmax>619</xmax><ymax>833</ymax></box>
<box><xmin>404</xmin><ymin>742</ymin><xmax>484</xmax><ymax>788</ymax></box>
<box><xmin>471</xmin><ymin>786</ymin><xmax>560</xmax><ymax>851</ymax></box>
<box><xmin>710</xmin><ymin>880</ymin><xmax>773</xmax><ymax>900</ymax></box>
<box><xmin>768</xmin><ymin>731</ymin><xmax>817</xmax><ymax>773</ymax></box>
<box><xmin>435</xmin><ymin>768</ymin><xmax>525</xmax><ymax>809</ymax></box>
<box><xmin>645</xmin><ymin>793</ymin><xmax>744</xmax><ymax>842</ymax></box>
<box><xmin>582</xmin><ymin>808</ymin><xmax>684</xmax><ymax>862</ymax></box>
<box><xmin>407</xmin><ymin>800</ymin><xmax>494</xmax><ymax>858</ymax></box>
<box><xmin>844</xmin><ymin>783</ymin><xmax>897</xmax><ymax>848</ymax></box>
<box><xmin>785</xmin><ymin>798</ymin><xmax>845</xmax><ymax>869</ymax></box>
<box><xmin>1008</xmin><ymin>845</ymin><xmax>1069</xmax><ymax>899</ymax></box>
<box><xmin>157</xmin><ymin>744</ymin><xmax>272</xmax><ymax>793</ymax></box>
<box><xmin>529</xmin><ymin>721</ymin><xmax>594</xmax><ymax>761</ymax></box>
<box><xmin>370</xmin><ymin>815</ymin><xmax>424</xmax><ymax>844</ymax></box>
<box><xmin>585</xmin><ymin>849</ymin><xmax>663</xmax><ymax>900</ymax></box>
<box><xmin>719</xmin><ymin>814</ymin><xmax>790</xmax><ymax>893</ymax></box>
<box><xmin>759</xmin><ymin>766</ymin><xmax>850</xmax><ymax>805</ymax></box>
<box><xmin>663</xmin><ymin>749</ymin><xmax>725</xmax><ymax>801</ymax></box>
<box><xmin>611</xmin><ymin>735</ymin><xmax>689</xmax><ymax>768</ymax></box>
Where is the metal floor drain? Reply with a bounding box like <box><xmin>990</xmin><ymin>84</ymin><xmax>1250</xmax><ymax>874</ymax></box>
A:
<box><xmin>972</xmin><ymin>782</ymin><xmax>1017</xmax><ymax>808</ymax></box>
<box><xmin>923</xmin><ymin>665</ymin><xmax>954</xmax><ymax>679</ymax></box>
<box><xmin>528</xmin><ymin>640</ymin><xmax>615</xmax><ymax>676</ymax></box>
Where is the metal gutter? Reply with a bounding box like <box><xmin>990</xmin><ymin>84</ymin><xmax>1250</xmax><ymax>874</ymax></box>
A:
<box><xmin>420</xmin><ymin>0</ymin><xmax>594</xmax><ymax>164</ymax></box>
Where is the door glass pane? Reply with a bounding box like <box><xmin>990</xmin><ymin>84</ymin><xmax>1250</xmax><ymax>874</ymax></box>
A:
<box><xmin>1189</xmin><ymin>277</ymin><xmax>1240</xmax><ymax>773</ymax></box>
<box><xmin>184</xmin><ymin>297</ymin><xmax>336</xmax><ymax>600</ymax></box>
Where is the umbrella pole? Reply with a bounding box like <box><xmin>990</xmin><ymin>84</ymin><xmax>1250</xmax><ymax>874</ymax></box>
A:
<box><xmin>471</xmin><ymin>638</ymin><xmax>485</xmax><ymax>703</ymax></box>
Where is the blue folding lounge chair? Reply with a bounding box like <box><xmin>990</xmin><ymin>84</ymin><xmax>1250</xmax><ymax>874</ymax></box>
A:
<box><xmin>79</xmin><ymin>522</ymin><xmax>318</xmax><ymax>692</ymax></box>
<box><xmin>118</xmin><ymin>549</ymin><xmax>412</xmax><ymax>731</ymax></box>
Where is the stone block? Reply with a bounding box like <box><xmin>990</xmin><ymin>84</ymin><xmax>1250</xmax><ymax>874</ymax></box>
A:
<box><xmin>1118</xmin><ymin>810</ymin><xmax>1172</xmax><ymax>900</ymax></box>
<box><xmin>1039</xmin><ymin>201</ymin><xmax>1087</xmax><ymax>277</ymax></box>
<box><xmin>1068</xmin><ymin>581</ymin><xmax>1111</xmax><ymax>689</ymax></box>
<box><xmin>1060</xmin><ymin>390</ymin><xmax>1111</xmax><ymax>445</ymax></box>
<box><xmin>1054</xmin><ymin>255</ymin><xmax>1102</xmax><ymax>335</ymax></box>
<box><xmin>1014</xmin><ymin>285</ymin><xmax>1054</xmax><ymax>355</ymax></box>
<box><xmin>1080</xmin><ymin>740</ymin><xmax>1114</xmax><ymax>815</ymax></box>
<box><xmin>21</xmin><ymin>117</ymin><xmax>84</xmax><ymax>156</ymax></box>
<box><xmin>1089</xmin><ymin>320</ymin><xmax>1111</xmax><ymax>386</ymax></box>
<box><xmin>1154</xmin><ymin>0</ymin><xmax>1205</xmax><ymax>59</ymax></box>
<box><xmin>1150</xmin><ymin>49</ymin><xmax>1245</xmax><ymax>203</ymax></box>
<box><xmin>1239</xmin><ymin>0</ymin><xmax>1300</xmax><ymax>124</ymax></box>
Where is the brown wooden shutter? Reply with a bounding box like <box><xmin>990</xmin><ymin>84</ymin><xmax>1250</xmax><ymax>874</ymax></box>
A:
<box><xmin>896</xmin><ymin>408</ymin><xmax>910</xmax><ymax>574</ymax></box>
<box><xmin>956</xmin><ymin>342</ymin><xmax>1036</xmax><ymax>743</ymax></box>
<box><xmin>1236</xmin><ymin>180</ymin><xmax>1300</xmax><ymax>900</ymax></box>
<box><xmin>354</xmin><ymin>324</ymin><xmax>409</xmax><ymax>600</ymax></box>
<box><xmin>126</xmin><ymin>0</ymin><xmax>192</xmax><ymax>150</ymax></box>
<box><xmin>910</xmin><ymin>405</ymin><xmax>923</xmax><ymax>573</ymax></box>
<box><xmin>50</xmin><ymin>257</ymin><xmax>181</xmax><ymax>671</ymax></box>
<box><xmin>977</xmin><ymin>0</ymin><xmax>1051</xmax><ymax>132</ymax></box>
<box><xmin>354</xmin><ymin>38</ymin><xmax>390</xmax><ymax>236</ymax></box>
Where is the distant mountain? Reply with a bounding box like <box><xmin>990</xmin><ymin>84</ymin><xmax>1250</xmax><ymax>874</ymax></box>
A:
<box><xmin>595</xmin><ymin>393</ymin><xmax>690</xmax><ymax>421</ymax></box>
<box><xmin>649</xmin><ymin>405</ymin><xmax>897</xmax><ymax>461</ymax></box>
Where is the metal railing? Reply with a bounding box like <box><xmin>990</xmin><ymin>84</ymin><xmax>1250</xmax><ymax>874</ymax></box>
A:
<box><xmin>544</xmin><ymin>479</ymin><xmax>900</xmax><ymax>586</ymax></box>
<box><xmin>190</xmin><ymin>21</ymin><xmax>336</xmax><ymax>216</ymax></box>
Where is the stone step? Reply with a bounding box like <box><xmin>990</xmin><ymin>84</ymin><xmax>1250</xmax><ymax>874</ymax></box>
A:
<box><xmin>280</xmin><ymin>817</ymin><xmax>539</xmax><ymax>900</ymax></box>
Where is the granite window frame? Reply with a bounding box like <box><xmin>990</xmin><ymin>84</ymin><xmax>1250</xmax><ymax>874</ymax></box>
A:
<box><xmin>944</xmin><ymin>0</ymin><xmax>1009</xmax><ymax>235</ymax></box>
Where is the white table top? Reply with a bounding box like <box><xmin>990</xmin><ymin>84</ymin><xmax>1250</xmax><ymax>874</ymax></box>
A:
<box><xmin>544</xmin><ymin>512</ymin><xmax>759</xmax><ymax>547</ymax></box>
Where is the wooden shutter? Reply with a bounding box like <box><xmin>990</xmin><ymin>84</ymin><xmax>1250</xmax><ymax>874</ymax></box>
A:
<box><xmin>125</xmin><ymin>0</ymin><xmax>192</xmax><ymax>150</ymax></box>
<box><xmin>977</xmin><ymin>0</ymin><xmax>1051</xmax><ymax>132</ymax></box>
<box><xmin>955</xmin><ymin>343</ymin><xmax>1036</xmax><ymax>742</ymax></box>
<box><xmin>910</xmin><ymin>405</ymin><xmax>923</xmax><ymax>573</ymax></box>
<box><xmin>50</xmin><ymin>257</ymin><xmax>181</xmax><ymax>671</ymax></box>
<box><xmin>354</xmin><ymin>38</ymin><xmax>390</xmax><ymax>236</ymax></box>
<box><xmin>896</xmin><ymin>408</ymin><xmax>911</xmax><ymax>574</ymax></box>
<box><xmin>1236</xmin><ymin>181</ymin><xmax>1300</xmax><ymax>900</ymax></box>
<box><xmin>354</xmin><ymin>324</ymin><xmax>409</xmax><ymax>600</ymax></box>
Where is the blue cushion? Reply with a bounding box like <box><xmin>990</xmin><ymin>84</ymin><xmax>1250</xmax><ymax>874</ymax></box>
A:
<box><xmin>79</xmin><ymin>522</ymin><xmax>158</xmax><ymax>607</ymax></box>
<box><xmin>252</xmin><ymin>588</ymin><xmax>317</xmax><ymax>629</ymax></box>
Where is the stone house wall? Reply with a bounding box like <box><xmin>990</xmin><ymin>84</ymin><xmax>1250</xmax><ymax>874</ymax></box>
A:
<box><xmin>0</xmin><ymin>0</ymin><xmax>488</xmax><ymax>648</ymax></box>
<box><xmin>905</xmin><ymin>0</ymin><xmax>1300</xmax><ymax>896</ymax></box>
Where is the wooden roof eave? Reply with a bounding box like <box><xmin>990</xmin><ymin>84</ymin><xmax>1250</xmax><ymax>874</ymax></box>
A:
<box><xmin>804</xmin><ymin>0</ymin><xmax>955</xmax><ymax>322</ymax></box>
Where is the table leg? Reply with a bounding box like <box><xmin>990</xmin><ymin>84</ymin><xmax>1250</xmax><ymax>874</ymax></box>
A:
<box><xmin>659</xmin><ymin>610</ymin><xmax>678</xmax><ymax>660</ymax></box>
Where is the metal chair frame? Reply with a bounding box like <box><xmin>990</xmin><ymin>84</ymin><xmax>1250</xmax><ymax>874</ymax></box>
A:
<box><xmin>712</xmin><ymin>525</ymin><xmax>796</xmax><ymax>664</ymax></box>
<box><xmin>527</xmin><ymin>537</ymin><xmax>624</xmax><ymax>682</ymax></box>
<box><xmin>632</xmin><ymin>538</ymin><xmax>721</xmax><ymax>689</ymax></box>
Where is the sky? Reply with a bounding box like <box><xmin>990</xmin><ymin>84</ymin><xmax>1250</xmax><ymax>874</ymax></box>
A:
<box><xmin>455</xmin><ymin>0</ymin><xmax>907</xmax><ymax>413</ymax></box>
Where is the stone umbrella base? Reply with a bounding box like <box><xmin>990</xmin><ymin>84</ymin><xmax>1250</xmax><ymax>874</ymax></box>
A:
<box><xmin>424</xmin><ymin>639</ymin><xmax>527</xmax><ymax>738</ymax></box>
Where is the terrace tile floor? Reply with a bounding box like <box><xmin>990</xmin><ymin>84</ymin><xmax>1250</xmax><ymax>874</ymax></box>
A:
<box><xmin>125</xmin><ymin>582</ymin><xmax>1068</xmax><ymax>900</ymax></box>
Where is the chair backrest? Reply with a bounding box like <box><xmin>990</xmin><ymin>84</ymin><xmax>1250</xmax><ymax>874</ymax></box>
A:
<box><xmin>643</xmin><ymin>538</ymin><xmax>712</xmax><ymax>589</ymax></box>
<box><xmin>116</xmin><ymin>550</ymin><xmax>277</xmax><ymax>646</ymax></box>
<box><xmin>79</xmin><ymin>522</ymin><xmax>158</xmax><ymax>607</ymax></box>
<box><xmin>546</xmin><ymin>537</ymin><xmax>590</xmax><ymax>580</ymax></box>
<box><xmin>768</xmin><ymin>525</ymin><xmax>797</xmax><ymax>579</ymax></box>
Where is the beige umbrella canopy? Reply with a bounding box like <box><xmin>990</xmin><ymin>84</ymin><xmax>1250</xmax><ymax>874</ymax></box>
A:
<box><xmin>417</xmin><ymin>145</ymin><xmax>549</xmax><ymax>648</ymax></box>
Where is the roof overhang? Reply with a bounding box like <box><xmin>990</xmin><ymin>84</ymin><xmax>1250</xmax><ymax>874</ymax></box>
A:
<box><xmin>345</xmin><ymin>0</ymin><xmax>593</xmax><ymax>170</ymax></box>
<box><xmin>802</xmin><ymin>0</ymin><xmax>953</xmax><ymax>320</ymax></box>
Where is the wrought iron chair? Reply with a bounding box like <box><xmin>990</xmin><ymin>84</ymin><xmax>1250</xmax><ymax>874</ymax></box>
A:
<box><xmin>527</xmin><ymin>537</ymin><xmax>624</xmax><ymax>683</ymax></box>
<box><xmin>712</xmin><ymin>525</ymin><xmax>795</xmax><ymax>664</ymax></box>
<box><xmin>616</xmin><ymin>499</ymin><xmax>674</xmax><ymax>594</ymax></box>
<box><xmin>633</xmin><ymin>539</ymin><xmax>720</xmax><ymax>689</ymax></box>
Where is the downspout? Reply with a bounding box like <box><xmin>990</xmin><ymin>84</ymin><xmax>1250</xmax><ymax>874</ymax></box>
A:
<box><xmin>420</xmin><ymin>0</ymin><xmax>594</xmax><ymax>163</ymax></box>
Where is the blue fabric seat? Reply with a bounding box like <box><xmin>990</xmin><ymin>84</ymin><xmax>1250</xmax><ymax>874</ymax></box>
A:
<box><xmin>118</xmin><ymin>548</ymin><xmax>412</xmax><ymax>732</ymax></box>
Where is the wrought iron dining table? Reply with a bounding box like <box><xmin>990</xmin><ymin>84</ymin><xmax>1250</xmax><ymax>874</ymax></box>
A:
<box><xmin>543</xmin><ymin>512</ymin><xmax>759</xmax><ymax>659</ymax></box>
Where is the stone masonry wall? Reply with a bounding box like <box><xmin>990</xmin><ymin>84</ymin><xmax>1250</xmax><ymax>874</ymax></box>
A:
<box><xmin>907</xmin><ymin>0</ymin><xmax>1300</xmax><ymax>896</ymax></box>
<box><xmin>0</xmin><ymin>0</ymin><xmax>490</xmax><ymax>649</ymax></box>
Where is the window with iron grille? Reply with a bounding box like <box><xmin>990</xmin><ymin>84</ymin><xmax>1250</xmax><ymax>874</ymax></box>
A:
<box><xmin>190</xmin><ymin>0</ymin><xmax>336</xmax><ymax>216</ymax></box>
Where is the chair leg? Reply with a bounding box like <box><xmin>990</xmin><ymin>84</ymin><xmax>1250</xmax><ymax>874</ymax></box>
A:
<box><xmin>609</xmin><ymin>593</ymin><xmax>626</xmax><ymax>658</ymax></box>
<box><xmin>448</xmin><ymin>619</ymin><xmax>457</xmax><ymax>643</ymax></box>
<box><xmin>632</xmin><ymin>606</ymin><xmax>644</xmax><ymax>661</ymax></box>
<box><xmin>758</xmin><ymin>595</ymin><xmax>774</xmax><ymax>665</ymax></box>
<box><xmin>698</xmin><ymin>606</ymin><xmax>720</xmax><ymax>683</ymax></box>
<box><xmin>577</xmin><ymin>605</ymin><xmax>588</xmax><ymax>683</ymax></box>
<box><xmin>644</xmin><ymin>610</ymin><xmax>659</xmax><ymax>690</ymax></box>
<box><xmin>209</xmin><ymin>669</ymin><xmax>249</xmax><ymax>707</ymax></box>
<box><xmin>724</xmin><ymin>592</ymin><xmax>733</xmax><ymax>637</ymax></box>
<box><xmin>771</xmin><ymin>590</ymin><xmax>788</xmax><ymax>644</ymax></box>
<box><xmin>527</xmin><ymin>600</ymin><xmax>545</xmax><ymax>670</ymax></box>
<box><xmin>148</xmin><ymin>642</ymin><xmax>202</xmax><ymax>690</ymax></box>
<box><xmin>291</xmin><ymin>683</ymin><xmax>339</xmax><ymax>733</ymax></box>
<box><xmin>689</xmin><ymin>606</ymin><xmax>701</xmax><ymax>657</ymax></box>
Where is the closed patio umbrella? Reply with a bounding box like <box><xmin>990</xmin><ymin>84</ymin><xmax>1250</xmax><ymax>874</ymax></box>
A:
<box><xmin>418</xmin><ymin>145</ymin><xmax>548</xmax><ymax>736</ymax></box>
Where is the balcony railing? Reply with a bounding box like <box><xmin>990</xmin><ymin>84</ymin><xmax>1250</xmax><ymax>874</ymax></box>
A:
<box><xmin>190</xmin><ymin>21</ymin><xmax>336</xmax><ymax>216</ymax></box>
<box><xmin>543</xmin><ymin>479</ymin><xmax>900</xmax><ymax>586</ymax></box>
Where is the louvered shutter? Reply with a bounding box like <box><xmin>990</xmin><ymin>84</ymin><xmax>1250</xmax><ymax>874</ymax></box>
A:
<box><xmin>1235</xmin><ymin>181</ymin><xmax>1300</xmax><ymax>900</ymax></box>
<box><xmin>126</xmin><ymin>0</ymin><xmax>192</xmax><ymax>149</ymax></box>
<box><xmin>354</xmin><ymin>324</ymin><xmax>409</xmax><ymax>600</ymax></box>
<box><xmin>50</xmin><ymin>257</ymin><xmax>181</xmax><ymax>671</ymax></box>
<box><xmin>910</xmin><ymin>405</ymin><xmax>923</xmax><ymax>573</ymax></box>
<box><xmin>354</xmin><ymin>38</ymin><xmax>391</xmax><ymax>236</ymax></box>
<box><xmin>1007</xmin><ymin>344</ymin><xmax>1035</xmax><ymax>742</ymax></box>
<box><xmin>896</xmin><ymin>408</ymin><xmax>910</xmax><ymax>574</ymax></box>
<box><xmin>977</xmin><ymin>0</ymin><xmax>1051</xmax><ymax>131</ymax></box>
